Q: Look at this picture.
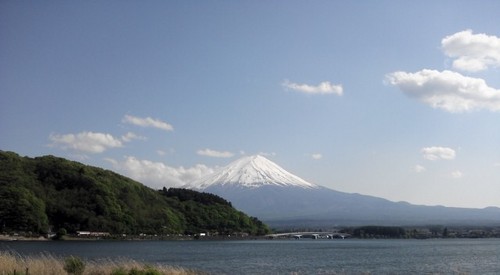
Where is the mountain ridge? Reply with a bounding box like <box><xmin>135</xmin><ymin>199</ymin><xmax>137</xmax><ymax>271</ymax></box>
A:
<box><xmin>187</xmin><ymin>155</ymin><xmax>500</xmax><ymax>227</ymax></box>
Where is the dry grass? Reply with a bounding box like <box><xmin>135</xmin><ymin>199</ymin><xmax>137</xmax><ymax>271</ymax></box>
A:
<box><xmin>0</xmin><ymin>251</ymin><xmax>201</xmax><ymax>275</ymax></box>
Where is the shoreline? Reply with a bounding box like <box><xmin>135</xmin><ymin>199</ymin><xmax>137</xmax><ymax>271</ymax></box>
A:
<box><xmin>0</xmin><ymin>235</ymin><xmax>48</xmax><ymax>241</ymax></box>
<box><xmin>0</xmin><ymin>233</ymin><xmax>267</xmax><ymax>242</ymax></box>
<box><xmin>4</xmin><ymin>229</ymin><xmax>500</xmax><ymax>242</ymax></box>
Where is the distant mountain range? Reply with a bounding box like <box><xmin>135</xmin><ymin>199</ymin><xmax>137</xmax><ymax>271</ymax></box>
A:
<box><xmin>186</xmin><ymin>155</ymin><xmax>500</xmax><ymax>227</ymax></box>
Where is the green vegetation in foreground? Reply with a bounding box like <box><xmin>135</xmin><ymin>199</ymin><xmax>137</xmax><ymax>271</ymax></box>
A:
<box><xmin>0</xmin><ymin>150</ymin><xmax>270</xmax><ymax>236</ymax></box>
<box><xmin>0</xmin><ymin>251</ymin><xmax>199</xmax><ymax>275</ymax></box>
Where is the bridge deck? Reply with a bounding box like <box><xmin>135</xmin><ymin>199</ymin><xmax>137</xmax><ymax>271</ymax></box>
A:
<box><xmin>267</xmin><ymin>232</ymin><xmax>350</xmax><ymax>239</ymax></box>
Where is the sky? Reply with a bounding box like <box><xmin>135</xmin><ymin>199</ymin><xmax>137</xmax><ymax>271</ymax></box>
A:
<box><xmin>2</xmin><ymin>1</ymin><xmax>500</xmax><ymax>209</ymax></box>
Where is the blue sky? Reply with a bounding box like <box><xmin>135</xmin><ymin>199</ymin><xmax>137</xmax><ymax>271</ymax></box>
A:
<box><xmin>2</xmin><ymin>1</ymin><xmax>500</xmax><ymax>208</ymax></box>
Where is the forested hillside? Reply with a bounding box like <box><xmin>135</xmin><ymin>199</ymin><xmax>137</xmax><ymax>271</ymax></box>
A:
<box><xmin>0</xmin><ymin>151</ymin><xmax>270</xmax><ymax>236</ymax></box>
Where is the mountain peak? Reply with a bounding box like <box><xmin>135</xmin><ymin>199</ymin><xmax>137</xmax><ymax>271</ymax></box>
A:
<box><xmin>188</xmin><ymin>155</ymin><xmax>319</xmax><ymax>189</ymax></box>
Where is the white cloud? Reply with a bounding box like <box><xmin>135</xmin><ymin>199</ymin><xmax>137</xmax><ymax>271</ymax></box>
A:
<box><xmin>442</xmin><ymin>30</ymin><xmax>500</xmax><ymax>72</ymax></box>
<box><xmin>121</xmin><ymin>132</ymin><xmax>146</xmax><ymax>142</ymax></box>
<box><xmin>311</xmin><ymin>153</ymin><xmax>323</xmax><ymax>160</ymax></box>
<box><xmin>197</xmin><ymin>148</ymin><xmax>234</xmax><ymax>158</ymax></box>
<box><xmin>421</xmin><ymin>146</ymin><xmax>456</xmax><ymax>161</ymax></box>
<box><xmin>282</xmin><ymin>80</ymin><xmax>343</xmax><ymax>95</ymax></box>
<box><xmin>386</xmin><ymin>69</ymin><xmax>500</xmax><ymax>113</ymax></box>
<box><xmin>107</xmin><ymin>156</ymin><xmax>215</xmax><ymax>189</ymax></box>
<box><xmin>157</xmin><ymin>148</ymin><xmax>175</xmax><ymax>156</ymax></box>
<box><xmin>122</xmin><ymin>115</ymin><xmax>174</xmax><ymax>131</ymax></box>
<box><xmin>451</xmin><ymin>170</ymin><xmax>463</xmax><ymax>179</ymax></box>
<box><xmin>49</xmin><ymin>131</ymin><xmax>123</xmax><ymax>153</ymax></box>
<box><xmin>414</xmin><ymin>165</ymin><xmax>426</xmax><ymax>173</ymax></box>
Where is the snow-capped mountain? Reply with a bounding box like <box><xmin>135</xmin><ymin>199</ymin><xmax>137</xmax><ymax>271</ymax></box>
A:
<box><xmin>189</xmin><ymin>155</ymin><xmax>318</xmax><ymax>189</ymax></box>
<box><xmin>186</xmin><ymin>155</ymin><xmax>500</xmax><ymax>227</ymax></box>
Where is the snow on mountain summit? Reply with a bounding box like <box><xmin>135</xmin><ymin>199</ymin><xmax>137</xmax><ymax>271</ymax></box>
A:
<box><xmin>188</xmin><ymin>155</ymin><xmax>319</xmax><ymax>189</ymax></box>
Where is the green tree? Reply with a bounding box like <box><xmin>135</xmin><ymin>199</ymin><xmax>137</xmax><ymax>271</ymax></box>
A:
<box><xmin>443</xmin><ymin>227</ymin><xmax>449</xmax><ymax>238</ymax></box>
<box><xmin>0</xmin><ymin>151</ymin><xmax>270</xmax><ymax>236</ymax></box>
<box><xmin>0</xmin><ymin>186</ymin><xmax>48</xmax><ymax>233</ymax></box>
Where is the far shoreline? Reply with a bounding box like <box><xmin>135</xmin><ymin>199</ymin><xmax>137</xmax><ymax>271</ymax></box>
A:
<box><xmin>0</xmin><ymin>235</ymin><xmax>48</xmax><ymax>241</ymax></box>
<box><xmin>0</xmin><ymin>233</ymin><xmax>267</xmax><ymax>242</ymax></box>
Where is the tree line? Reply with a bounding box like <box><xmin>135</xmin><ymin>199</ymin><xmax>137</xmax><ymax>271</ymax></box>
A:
<box><xmin>0</xmin><ymin>151</ymin><xmax>270</xmax><ymax>236</ymax></box>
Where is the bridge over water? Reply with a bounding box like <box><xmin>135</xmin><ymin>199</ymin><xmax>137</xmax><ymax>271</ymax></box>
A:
<box><xmin>266</xmin><ymin>232</ymin><xmax>350</xmax><ymax>239</ymax></box>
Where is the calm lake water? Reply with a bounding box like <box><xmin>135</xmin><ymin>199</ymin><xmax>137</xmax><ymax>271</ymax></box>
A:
<box><xmin>2</xmin><ymin>238</ymin><xmax>500</xmax><ymax>274</ymax></box>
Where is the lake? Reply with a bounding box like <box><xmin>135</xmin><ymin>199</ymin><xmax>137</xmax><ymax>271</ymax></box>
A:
<box><xmin>2</xmin><ymin>238</ymin><xmax>500</xmax><ymax>274</ymax></box>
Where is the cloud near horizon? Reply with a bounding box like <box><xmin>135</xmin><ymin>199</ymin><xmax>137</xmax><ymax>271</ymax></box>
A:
<box><xmin>414</xmin><ymin>165</ymin><xmax>426</xmax><ymax>173</ymax></box>
<box><xmin>311</xmin><ymin>153</ymin><xmax>323</xmax><ymax>160</ymax></box>
<box><xmin>421</xmin><ymin>146</ymin><xmax>456</xmax><ymax>161</ymax></box>
<box><xmin>107</xmin><ymin>156</ymin><xmax>215</xmax><ymax>189</ymax></box>
<box><xmin>451</xmin><ymin>170</ymin><xmax>464</xmax><ymax>179</ymax></box>
<box><xmin>122</xmin><ymin>115</ymin><xmax>174</xmax><ymax>131</ymax></box>
<box><xmin>282</xmin><ymin>80</ymin><xmax>343</xmax><ymax>95</ymax></box>
<box><xmin>386</xmin><ymin>69</ymin><xmax>500</xmax><ymax>113</ymax></box>
<box><xmin>197</xmin><ymin>148</ymin><xmax>234</xmax><ymax>158</ymax></box>
<box><xmin>49</xmin><ymin>131</ymin><xmax>123</xmax><ymax>153</ymax></box>
<box><xmin>121</xmin><ymin>132</ymin><xmax>147</xmax><ymax>142</ymax></box>
<box><xmin>442</xmin><ymin>30</ymin><xmax>500</xmax><ymax>72</ymax></box>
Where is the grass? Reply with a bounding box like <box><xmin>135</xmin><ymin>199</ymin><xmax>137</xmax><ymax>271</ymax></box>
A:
<box><xmin>0</xmin><ymin>251</ymin><xmax>201</xmax><ymax>275</ymax></box>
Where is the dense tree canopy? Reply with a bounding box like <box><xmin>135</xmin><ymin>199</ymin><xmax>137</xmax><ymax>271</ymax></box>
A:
<box><xmin>0</xmin><ymin>151</ymin><xmax>270</xmax><ymax>236</ymax></box>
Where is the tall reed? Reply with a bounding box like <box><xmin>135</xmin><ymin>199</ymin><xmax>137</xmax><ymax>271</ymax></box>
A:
<box><xmin>0</xmin><ymin>251</ymin><xmax>200</xmax><ymax>275</ymax></box>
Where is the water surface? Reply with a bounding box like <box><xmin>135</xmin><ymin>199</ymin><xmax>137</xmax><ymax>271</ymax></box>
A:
<box><xmin>2</xmin><ymin>239</ymin><xmax>500</xmax><ymax>274</ymax></box>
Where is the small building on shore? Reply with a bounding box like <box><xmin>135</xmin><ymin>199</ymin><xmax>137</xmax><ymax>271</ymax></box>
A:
<box><xmin>77</xmin><ymin>231</ymin><xmax>110</xmax><ymax>237</ymax></box>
